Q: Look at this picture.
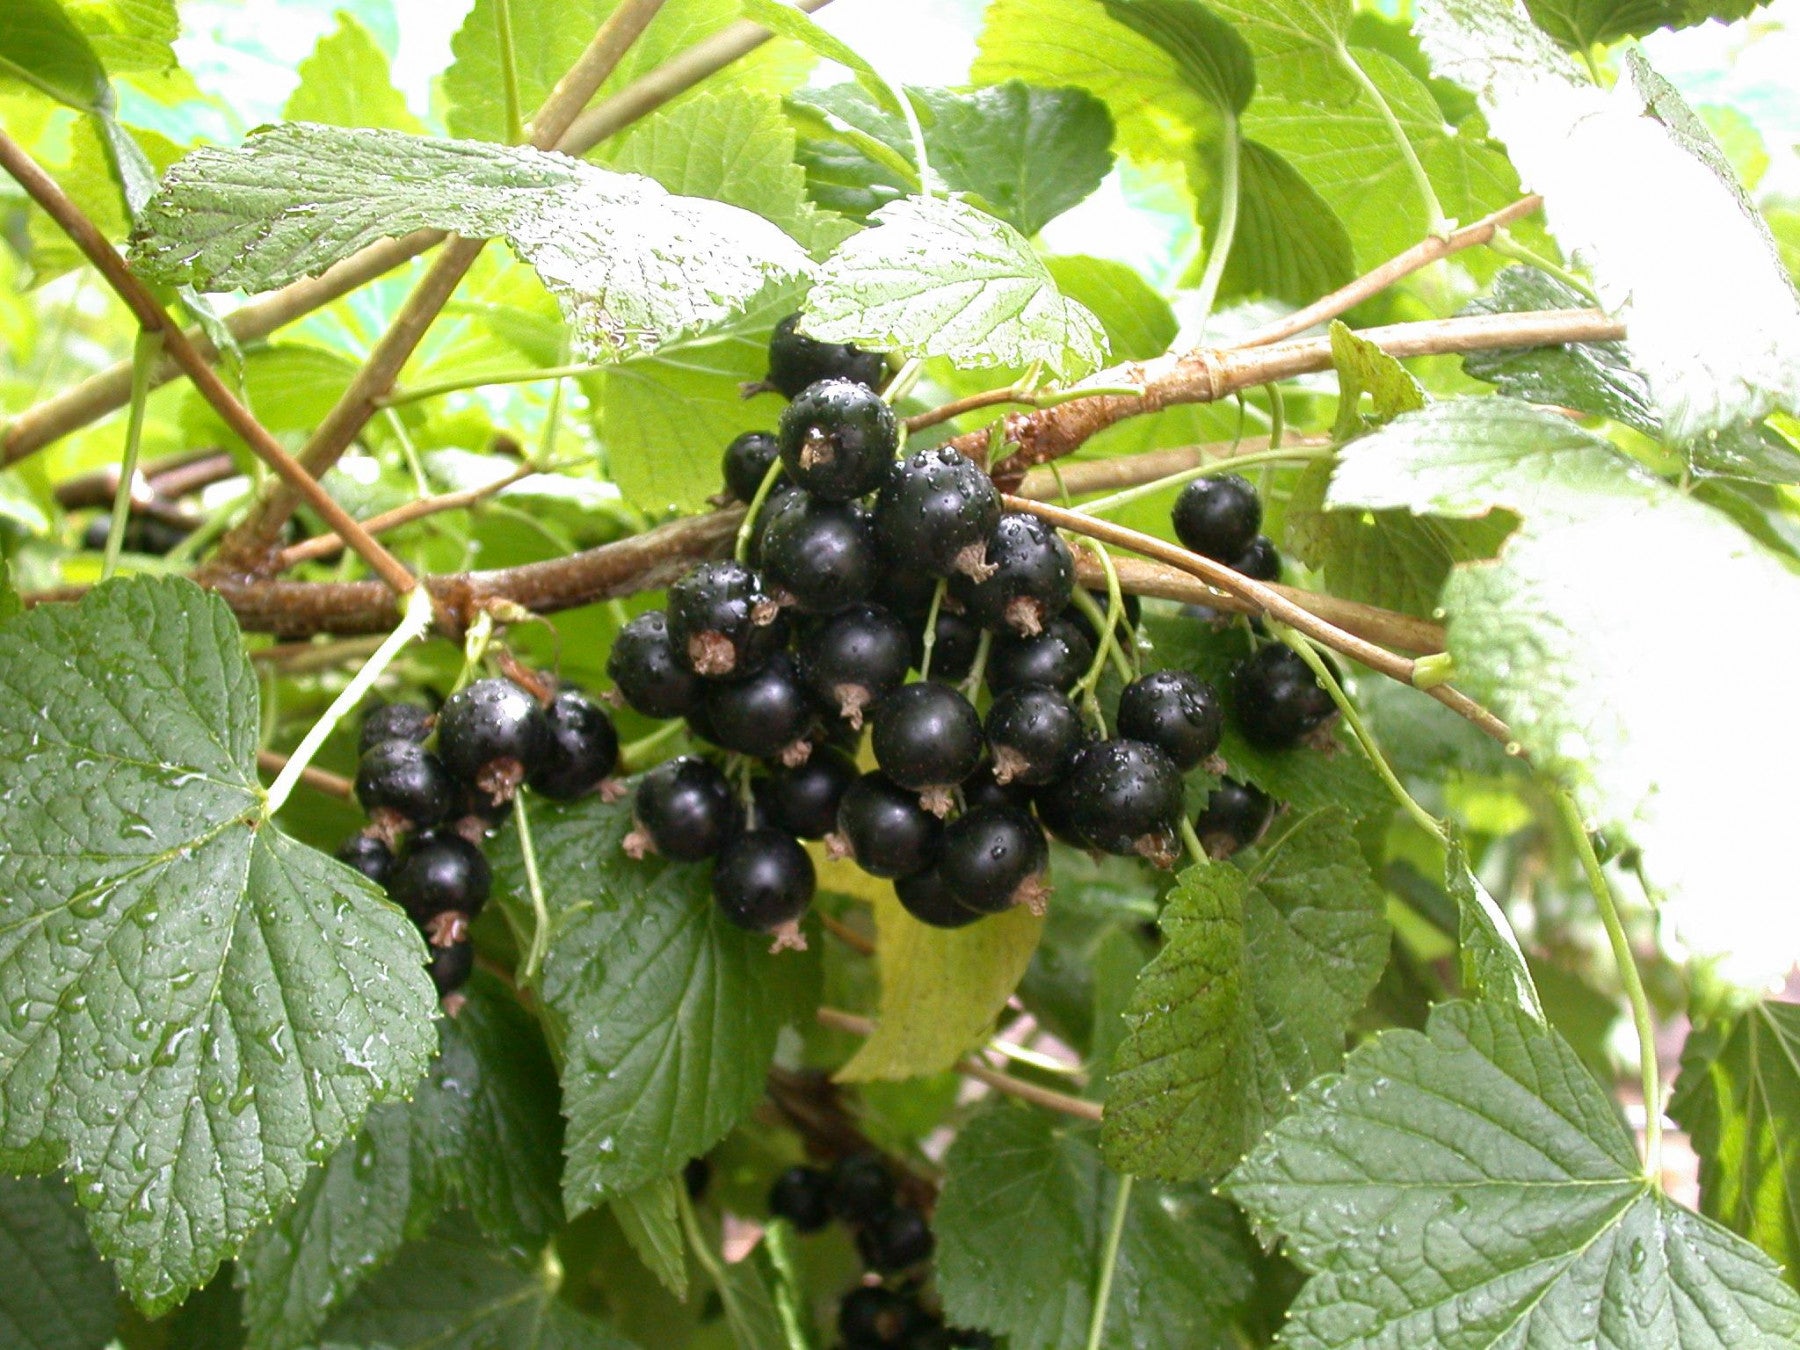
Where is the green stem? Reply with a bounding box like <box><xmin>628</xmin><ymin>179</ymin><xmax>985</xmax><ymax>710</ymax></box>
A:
<box><xmin>917</xmin><ymin>578</ymin><xmax>948</xmax><ymax>681</ymax></box>
<box><xmin>101</xmin><ymin>329</ymin><xmax>163</xmax><ymax>580</ymax></box>
<box><xmin>265</xmin><ymin>584</ymin><xmax>435</xmax><ymax>814</ymax></box>
<box><xmin>1179</xmin><ymin>817</ymin><xmax>1208</xmax><ymax>867</ymax></box>
<box><xmin>514</xmin><ymin>790</ymin><xmax>552</xmax><ymax>985</ymax></box>
<box><xmin>1070</xmin><ymin>585</ymin><xmax>1132</xmax><ymax>686</ymax></box>
<box><xmin>1085</xmin><ymin>1173</ymin><xmax>1134</xmax><ymax>1350</ymax></box>
<box><xmin>1191</xmin><ymin>126</ymin><xmax>1242</xmax><ymax>337</ymax></box>
<box><xmin>493</xmin><ymin>0</ymin><xmax>524</xmax><ymax>144</ymax></box>
<box><xmin>1265</xmin><ymin>381</ymin><xmax>1286</xmax><ymax>452</ymax></box>
<box><xmin>383</xmin><ymin>406</ymin><xmax>431</xmax><ymax>498</ymax></box>
<box><xmin>453</xmin><ymin>610</ymin><xmax>497</xmax><ymax>695</ymax></box>
<box><xmin>620</xmin><ymin>718</ymin><xmax>686</xmax><ymax>773</ymax></box>
<box><xmin>960</xmin><ymin>628</ymin><xmax>993</xmax><ymax>698</ymax></box>
<box><xmin>1555</xmin><ymin>789</ymin><xmax>1662</xmax><ymax>1183</ymax></box>
<box><xmin>883</xmin><ymin>355</ymin><xmax>925</xmax><ymax>406</ymax></box>
<box><xmin>1488</xmin><ymin>230</ymin><xmax>1598</xmax><ymax>302</ymax></box>
<box><xmin>1340</xmin><ymin>45</ymin><xmax>1447</xmax><ymax>235</ymax></box>
<box><xmin>734</xmin><ymin>456</ymin><xmax>788</xmax><ymax>563</ymax></box>
<box><xmin>1076</xmin><ymin>447</ymin><xmax>1331</xmax><ymax>518</ymax></box>
<box><xmin>380</xmin><ymin>360</ymin><xmax>608</xmax><ymax>408</ymax></box>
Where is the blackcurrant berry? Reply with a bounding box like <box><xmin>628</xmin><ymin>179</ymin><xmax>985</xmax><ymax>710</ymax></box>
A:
<box><xmin>829</xmin><ymin>1153</ymin><xmax>896</xmax><ymax>1222</ymax></box>
<box><xmin>1067</xmin><ymin>740</ymin><xmax>1184</xmax><ymax>867</ymax></box>
<box><xmin>894</xmin><ymin>867</ymin><xmax>985</xmax><ymax>929</ymax></box>
<box><xmin>358</xmin><ymin>701</ymin><xmax>433</xmax><ymax>755</ymax></box>
<box><xmin>874</xmin><ymin>565</ymin><xmax>943</xmax><ymax>619</ymax></box>
<box><xmin>911</xmin><ymin>606</ymin><xmax>981</xmax><ymax>683</ymax></box>
<box><xmin>759</xmin><ymin>492</ymin><xmax>880</xmax><ymax>614</ymax></box>
<box><xmin>626</xmin><ymin>756</ymin><xmax>741</xmax><ymax>862</ymax></box>
<box><xmin>701</xmin><ymin>653</ymin><xmax>816</xmax><ymax>762</ymax></box>
<box><xmin>754</xmin><ymin>747</ymin><xmax>858</xmax><ymax>839</ymax></box>
<box><xmin>436</xmin><ymin>678</ymin><xmax>550</xmax><ymax>809</ymax></box>
<box><xmin>838</xmin><ymin>1285</ymin><xmax>916</xmax><ymax>1348</ymax></box>
<box><xmin>608</xmin><ymin>610</ymin><xmax>703</xmax><ymax>720</ymax></box>
<box><xmin>428</xmin><ymin>939</ymin><xmax>475</xmax><ymax>998</ymax></box>
<box><xmin>391</xmin><ymin>832</ymin><xmax>492</xmax><ymax>928</ymax></box>
<box><xmin>950</xmin><ymin>512</ymin><xmax>1074</xmax><ymax>636</ymax></box>
<box><xmin>961</xmin><ymin>760</ymin><xmax>1035</xmax><ymax>813</ymax></box>
<box><xmin>355</xmin><ymin>739</ymin><xmax>460</xmax><ymax>834</ymax></box>
<box><xmin>667</xmin><ymin>561</ymin><xmax>786</xmax><ymax>679</ymax></box>
<box><xmin>799</xmin><ymin>603</ymin><xmax>913</xmax><ymax>728</ymax></box>
<box><xmin>1033</xmin><ymin>762</ymin><xmax>1091</xmax><ymax>848</ymax></box>
<box><xmin>83</xmin><ymin>514</ymin><xmax>190</xmax><ymax>557</ymax></box>
<box><xmin>1115</xmin><ymin>670</ymin><xmax>1223</xmax><ymax>771</ymax></box>
<box><xmin>527</xmin><ymin>688</ymin><xmax>618</xmax><ymax>800</ymax></box>
<box><xmin>984</xmin><ymin>685</ymin><xmax>1082</xmax><ymax>786</ymax></box>
<box><xmin>985</xmin><ymin>617</ymin><xmax>1094</xmax><ymax>693</ymax></box>
<box><xmin>1194</xmin><ymin>779</ymin><xmax>1275</xmax><ymax>858</ymax></box>
<box><xmin>712</xmin><ymin>828</ymin><xmax>814</xmax><ymax>950</ymax></box>
<box><xmin>336</xmin><ymin>833</ymin><xmax>395</xmax><ymax>887</ymax></box>
<box><xmin>768</xmin><ymin>1165</ymin><xmax>834</xmax><ymax>1232</ymax></box>
<box><xmin>1172</xmin><ymin>474</ymin><xmax>1261</xmax><ymax>561</ymax></box>
<box><xmin>857</xmin><ymin>1205</ymin><xmax>935</xmax><ymax>1273</ymax></box>
<box><xmin>722</xmin><ymin>430</ymin><xmax>782</xmax><ymax>503</ymax></box>
<box><xmin>765</xmin><ymin>312</ymin><xmax>885</xmax><ymax>399</ymax></box>
<box><xmin>939</xmin><ymin>804</ymin><xmax>1050</xmax><ymax>914</ymax></box>
<box><xmin>833</xmin><ymin>773</ymin><xmax>942</xmax><ymax>878</ymax></box>
<box><xmin>777</xmin><ymin>379</ymin><xmax>899</xmax><ymax>502</ymax></box>
<box><xmin>873</xmin><ymin>446</ymin><xmax>1002</xmax><ymax>576</ymax></box>
<box><xmin>1231</xmin><ymin>645</ymin><xmax>1337</xmax><ymax>750</ymax></box>
<box><xmin>870</xmin><ymin>683</ymin><xmax>984</xmax><ymax>811</ymax></box>
<box><xmin>1231</xmin><ymin>534</ymin><xmax>1282</xmax><ymax>581</ymax></box>
<box><xmin>684</xmin><ymin>1157</ymin><xmax>711</xmax><ymax>1200</ymax></box>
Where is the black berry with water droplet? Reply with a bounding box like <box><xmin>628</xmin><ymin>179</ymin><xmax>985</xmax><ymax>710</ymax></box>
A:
<box><xmin>1194</xmin><ymin>779</ymin><xmax>1275</xmax><ymax>858</ymax></box>
<box><xmin>871</xmin><ymin>683</ymin><xmax>983</xmax><ymax>801</ymax></box>
<box><xmin>912</xmin><ymin>607</ymin><xmax>981</xmax><ymax>683</ymax></box>
<box><xmin>799</xmin><ymin>603</ymin><xmax>913</xmax><ymax>729</ymax></box>
<box><xmin>874</xmin><ymin>446</ymin><xmax>1002</xmax><ymax>576</ymax></box>
<box><xmin>627</xmin><ymin>756</ymin><xmax>741</xmax><ymax>862</ymax></box>
<box><xmin>759</xmin><ymin>492</ymin><xmax>880</xmax><ymax>613</ymax></box>
<box><xmin>359</xmin><ymin>701</ymin><xmax>433</xmax><ymax>755</ymax></box>
<box><xmin>667</xmin><ymin>560</ymin><xmax>785</xmax><ymax>679</ymax></box>
<box><xmin>436</xmin><ymin>678</ymin><xmax>550</xmax><ymax>809</ymax></box>
<box><xmin>722</xmin><ymin>430</ymin><xmax>782</xmax><ymax>503</ymax></box>
<box><xmin>336</xmin><ymin>833</ymin><xmax>395</xmax><ymax>887</ymax></box>
<box><xmin>777</xmin><ymin>379</ymin><xmax>899</xmax><ymax>501</ymax></box>
<box><xmin>712</xmin><ymin>828</ymin><xmax>814</xmax><ymax>944</ymax></box>
<box><xmin>1067</xmin><ymin>740</ymin><xmax>1184</xmax><ymax>866</ymax></box>
<box><xmin>986</xmin><ymin>617</ymin><xmax>1093</xmax><ymax>693</ymax></box>
<box><xmin>528</xmin><ymin>688</ymin><xmax>618</xmax><ymax>800</ymax></box>
<box><xmin>834</xmin><ymin>772</ymin><xmax>942</xmax><ymax>878</ymax></box>
<box><xmin>701</xmin><ymin>653</ymin><xmax>815</xmax><ymax>761</ymax></box>
<box><xmin>1231</xmin><ymin>645</ymin><xmax>1336</xmax><ymax>749</ymax></box>
<box><xmin>984</xmin><ymin>685</ymin><xmax>1082</xmax><ymax>786</ymax></box>
<box><xmin>857</xmin><ymin>1205</ymin><xmax>935</xmax><ymax>1273</ymax></box>
<box><xmin>754</xmin><ymin>746</ymin><xmax>857</xmax><ymax>839</ymax></box>
<box><xmin>356</xmin><ymin>740</ymin><xmax>460</xmax><ymax>832</ymax></box>
<box><xmin>391</xmin><ymin>832</ymin><xmax>491</xmax><ymax>925</ymax></box>
<box><xmin>1115</xmin><ymin>670</ymin><xmax>1223</xmax><ymax>771</ymax></box>
<box><xmin>951</xmin><ymin>512</ymin><xmax>1074</xmax><ymax>636</ymax></box>
<box><xmin>1172</xmin><ymin>473</ymin><xmax>1261</xmax><ymax>561</ymax></box>
<box><xmin>765</xmin><ymin>312</ymin><xmax>885</xmax><ymax>399</ymax></box>
<box><xmin>938</xmin><ymin>804</ymin><xmax>1050</xmax><ymax>915</ymax></box>
<box><xmin>608</xmin><ymin>610</ymin><xmax>703</xmax><ymax>719</ymax></box>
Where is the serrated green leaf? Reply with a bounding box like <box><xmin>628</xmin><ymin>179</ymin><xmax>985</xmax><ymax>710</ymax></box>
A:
<box><xmin>1226</xmin><ymin>1000</ymin><xmax>1800</xmax><ymax>1346</ymax></box>
<box><xmin>1102</xmin><ymin>808</ymin><xmax>1389</xmax><ymax>1180</ymax></box>
<box><xmin>1523</xmin><ymin>0</ymin><xmax>1773</xmax><ymax>51</ymax></box>
<box><xmin>679</xmin><ymin>1193</ymin><xmax>789</xmax><ymax>1350</ymax></box>
<box><xmin>611</xmin><ymin>1177</ymin><xmax>688</xmax><ymax>1300</ymax></box>
<box><xmin>0</xmin><ymin>0</ymin><xmax>110</xmax><ymax>112</ymax></box>
<box><xmin>491</xmin><ymin>791</ymin><xmax>818</xmax><ymax>1213</ymax></box>
<box><xmin>1329</xmin><ymin>319</ymin><xmax>1425</xmax><ymax>439</ymax></box>
<box><xmin>26</xmin><ymin>114</ymin><xmax>182</xmax><ymax>283</ymax></box>
<box><xmin>1445</xmin><ymin>827</ymin><xmax>1543</xmax><ymax>1021</ymax></box>
<box><xmin>803</xmin><ymin>195</ymin><xmax>1106</xmax><ymax>376</ymax></box>
<box><xmin>1218</xmin><ymin>138</ymin><xmax>1356</xmax><ymax>306</ymax></box>
<box><xmin>937</xmin><ymin>1107</ymin><xmax>1254</xmax><ymax>1350</ymax></box>
<box><xmin>1671</xmin><ymin>1001</ymin><xmax>1800</xmax><ymax>1290</ymax></box>
<box><xmin>129</xmin><ymin>123</ymin><xmax>811</xmax><ymax>363</ymax></box>
<box><xmin>321</xmin><ymin>1226</ymin><xmax>639</xmax><ymax>1350</ymax></box>
<box><xmin>65</xmin><ymin>0</ymin><xmax>178</xmax><ymax>76</ymax></box>
<box><xmin>0</xmin><ymin>576</ymin><xmax>438</xmax><ymax>1314</ymax></box>
<box><xmin>284</xmin><ymin>12</ymin><xmax>422</xmax><ymax>133</ymax></box>
<box><xmin>1045</xmin><ymin>255</ymin><xmax>1177</xmax><ymax>361</ymax></box>
<box><xmin>1101</xmin><ymin>0</ymin><xmax>1255</xmax><ymax>115</ymax></box>
<box><xmin>0</xmin><ymin>1175</ymin><xmax>116</xmax><ymax>1350</ymax></box>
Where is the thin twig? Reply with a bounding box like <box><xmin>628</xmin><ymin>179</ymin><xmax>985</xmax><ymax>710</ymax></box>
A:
<box><xmin>276</xmin><ymin>460</ymin><xmax>544</xmax><ymax>567</ymax></box>
<box><xmin>256</xmin><ymin>749</ymin><xmax>353</xmax><ymax>801</ymax></box>
<box><xmin>820</xmin><ymin>913</ymin><xmax>876</xmax><ymax>956</ymax></box>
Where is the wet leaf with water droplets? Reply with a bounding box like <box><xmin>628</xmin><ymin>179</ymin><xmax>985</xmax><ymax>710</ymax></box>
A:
<box><xmin>0</xmin><ymin>1174</ymin><xmax>116</xmax><ymax>1350</ymax></box>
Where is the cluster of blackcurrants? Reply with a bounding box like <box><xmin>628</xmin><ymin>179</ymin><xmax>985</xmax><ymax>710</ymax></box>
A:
<box><xmin>769</xmin><ymin>1154</ymin><xmax>989</xmax><ymax>1349</ymax></box>
<box><xmin>335</xmin><ymin>676</ymin><xmax>619</xmax><ymax>1006</ymax></box>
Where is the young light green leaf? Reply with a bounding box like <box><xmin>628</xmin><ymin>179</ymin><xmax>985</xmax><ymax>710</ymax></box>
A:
<box><xmin>936</xmin><ymin>1107</ymin><xmax>1254</xmax><ymax>1350</ymax></box>
<box><xmin>490</xmin><ymin>791</ymin><xmax>818</xmax><ymax>1215</ymax></box>
<box><xmin>1226</xmin><ymin>1000</ymin><xmax>1800</xmax><ymax>1346</ymax></box>
<box><xmin>1100</xmin><ymin>0</ymin><xmax>1255</xmax><ymax>116</ymax></box>
<box><xmin>1219</xmin><ymin>139</ymin><xmax>1355</xmax><ymax>306</ymax></box>
<box><xmin>1329</xmin><ymin>319</ymin><xmax>1426</xmax><ymax>438</ymax></box>
<box><xmin>0</xmin><ymin>576</ymin><xmax>438</xmax><ymax>1314</ymax></box>
<box><xmin>129</xmin><ymin>123</ymin><xmax>812</xmax><ymax>362</ymax></box>
<box><xmin>1045</xmin><ymin>256</ymin><xmax>1177</xmax><ymax>361</ymax></box>
<box><xmin>1671</xmin><ymin>1001</ymin><xmax>1800</xmax><ymax>1289</ymax></box>
<box><xmin>65</xmin><ymin>0</ymin><xmax>179</xmax><ymax>76</ymax></box>
<box><xmin>1102</xmin><ymin>809</ymin><xmax>1389</xmax><ymax>1180</ymax></box>
<box><xmin>803</xmin><ymin>195</ymin><xmax>1107</xmax><ymax>376</ymax></box>
<box><xmin>0</xmin><ymin>0</ymin><xmax>111</xmax><ymax>112</ymax></box>
<box><xmin>611</xmin><ymin>1177</ymin><xmax>688</xmax><ymax>1300</ymax></box>
<box><xmin>1327</xmin><ymin>398</ymin><xmax>1800</xmax><ymax>984</ymax></box>
<box><xmin>1523</xmin><ymin>0</ymin><xmax>1773</xmax><ymax>53</ymax></box>
<box><xmin>0</xmin><ymin>1175</ymin><xmax>116</xmax><ymax>1350</ymax></box>
<box><xmin>1445</xmin><ymin>827</ymin><xmax>1543</xmax><ymax>1021</ymax></box>
<box><xmin>1416</xmin><ymin>0</ymin><xmax>1800</xmax><ymax>440</ymax></box>
<box><xmin>284</xmin><ymin>12</ymin><xmax>423</xmax><ymax>133</ymax></box>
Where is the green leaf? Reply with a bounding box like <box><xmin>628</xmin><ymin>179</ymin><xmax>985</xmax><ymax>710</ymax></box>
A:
<box><xmin>680</xmin><ymin>1194</ymin><xmax>789</xmax><ymax>1350</ymax></box>
<box><xmin>0</xmin><ymin>0</ymin><xmax>110</xmax><ymax>112</ymax></box>
<box><xmin>1218</xmin><ymin>138</ymin><xmax>1355</xmax><ymax>307</ymax></box>
<box><xmin>0</xmin><ymin>468</ymin><xmax>52</xmax><ymax>535</ymax></box>
<box><xmin>0</xmin><ymin>576</ymin><xmax>437</xmax><ymax>1314</ymax></box>
<box><xmin>0</xmin><ymin>1175</ymin><xmax>116</xmax><ymax>1350</ymax></box>
<box><xmin>129</xmin><ymin>123</ymin><xmax>812</xmax><ymax>363</ymax></box>
<box><xmin>1522</xmin><ymin>0</ymin><xmax>1774</xmax><ymax>51</ymax></box>
<box><xmin>1044</xmin><ymin>255</ymin><xmax>1177</xmax><ymax>361</ymax></box>
<box><xmin>611</xmin><ymin>1177</ymin><xmax>688</xmax><ymax>1300</ymax></box>
<box><xmin>1671</xmin><ymin>1001</ymin><xmax>1800</xmax><ymax>1290</ymax></box>
<box><xmin>321</xmin><ymin>1226</ymin><xmax>639</xmax><ymax>1350</ymax></box>
<box><xmin>284</xmin><ymin>12</ymin><xmax>423</xmax><ymax>133</ymax></box>
<box><xmin>1226</xmin><ymin>1000</ymin><xmax>1800</xmax><ymax>1346</ymax></box>
<box><xmin>1327</xmin><ymin>398</ymin><xmax>1800</xmax><ymax>983</ymax></box>
<box><xmin>1445</xmin><ymin>827</ymin><xmax>1543</xmax><ymax>1021</ymax></box>
<box><xmin>490</xmin><ymin>791</ymin><xmax>818</xmax><ymax>1214</ymax></box>
<box><xmin>803</xmin><ymin>195</ymin><xmax>1106</xmax><ymax>376</ymax></box>
<box><xmin>936</xmin><ymin>1107</ymin><xmax>1254</xmax><ymax>1350</ymax></box>
<box><xmin>1102</xmin><ymin>808</ymin><xmax>1389</xmax><ymax>1180</ymax></box>
<box><xmin>1329</xmin><ymin>319</ymin><xmax>1425</xmax><ymax>438</ymax></box>
<box><xmin>65</xmin><ymin>0</ymin><xmax>178</xmax><ymax>75</ymax></box>
<box><xmin>1100</xmin><ymin>0</ymin><xmax>1255</xmax><ymax>115</ymax></box>
<box><xmin>26</xmin><ymin>114</ymin><xmax>183</xmax><ymax>283</ymax></box>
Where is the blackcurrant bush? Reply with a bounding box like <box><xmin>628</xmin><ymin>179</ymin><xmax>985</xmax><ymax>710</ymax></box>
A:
<box><xmin>777</xmin><ymin>379</ymin><xmax>899</xmax><ymax>502</ymax></box>
<box><xmin>894</xmin><ymin>867</ymin><xmax>984</xmax><ymax>929</ymax></box>
<box><xmin>874</xmin><ymin>446</ymin><xmax>1002</xmax><ymax>576</ymax></box>
<box><xmin>1231</xmin><ymin>534</ymin><xmax>1282</xmax><ymax>581</ymax></box>
<box><xmin>833</xmin><ymin>772</ymin><xmax>942</xmax><ymax>878</ymax></box>
<box><xmin>838</xmin><ymin>1285</ymin><xmax>916</xmax><ymax>1348</ymax></box>
<box><xmin>759</xmin><ymin>492</ymin><xmax>880</xmax><ymax>613</ymax></box>
<box><xmin>358</xmin><ymin>701</ymin><xmax>433</xmax><ymax>755</ymax></box>
<box><xmin>667</xmin><ymin>561</ymin><xmax>786</xmax><ymax>678</ymax></box>
<box><xmin>391</xmin><ymin>832</ymin><xmax>492</xmax><ymax>928</ymax></box>
<box><xmin>857</xmin><ymin>1205</ymin><xmax>935</xmax><ymax>1273</ymax></box>
<box><xmin>1067</xmin><ymin>740</ymin><xmax>1184</xmax><ymax>867</ymax></box>
<box><xmin>799</xmin><ymin>603</ymin><xmax>913</xmax><ymax>728</ymax></box>
<box><xmin>911</xmin><ymin>606</ymin><xmax>981</xmax><ymax>683</ymax></box>
<box><xmin>722</xmin><ymin>430</ymin><xmax>782</xmax><ymax>503</ymax></box>
<box><xmin>1231</xmin><ymin>645</ymin><xmax>1337</xmax><ymax>750</ymax></box>
<box><xmin>527</xmin><ymin>688</ymin><xmax>618</xmax><ymax>800</ymax></box>
<box><xmin>829</xmin><ymin>1153</ymin><xmax>896</xmax><ymax>1222</ymax></box>
<box><xmin>984</xmin><ymin>685</ymin><xmax>1082</xmax><ymax>786</ymax></box>
<box><xmin>428</xmin><ymin>939</ymin><xmax>475</xmax><ymax>998</ymax></box>
<box><xmin>1115</xmin><ymin>670</ymin><xmax>1223</xmax><ymax>771</ymax></box>
<box><xmin>701</xmin><ymin>653</ymin><xmax>816</xmax><ymax>762</ymax></box>
<box><xmin>1194</xmin><ymin>779</ymin><xmax>1275</xmax><ymax>858</ymax></box>
<box><xmin>436</xmin><ymin>678</ymin><xmax>550</xmax><ymax>808</ymax></box>
<box><xmin>626</xmin><ymin>756</ymin><xmax>741</xmax><ymax>862</ymax></box>
<box><xmin>768</xmin><ymin>1164</ymin><xmax>834</xmax><ymax>1232</ymax></box>
<box><xmin>950</xmin><ymin>512</ymin><xmax>1074</xmax><ymax>636</ymax></box>
<box><xmin>870</xmin><ymin>683</ymin><xmax>984</xmax><ymax>811</ymax></box>
<box><xmin>765</xmin><ymin>312</ymin><xmax>886</xmax><ymax>399</ymax></box>
<box><xmin>985</xmin><ymin>617</ymin><xmax>1094</xmax><ymax>693</ymax></box>
<box><xmin>712</xmin><ymin>828</ymin><xmax>814</xmax><ymax>950</ymax></box>
<box><xmin>336</xmin><ymin>833</ymin><xmax>395</xmax><ymax>887</ymax></box>
<box><xmin>1172</xmin><ymin>473</ymin><xmax>1261</xmax><ymax>561</ymax></box>
<box><xmin>938</xmin><ymin>804</ymin><xmax>1050</xmax><ymax>914</ymax></box>
<box><xmin>355</xmin><ymin>739</ymin><xmax>460</xmax><ymax>834</ymax></box>
<box><xmin>608</xmin><ymin>610</ymin><xmax>703</xmax><ymax>719</ymax></box>
<box><xmin>754</xmin><ymin>747</ymin><xmax>858</xmax><ymax>839</ymax></box>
